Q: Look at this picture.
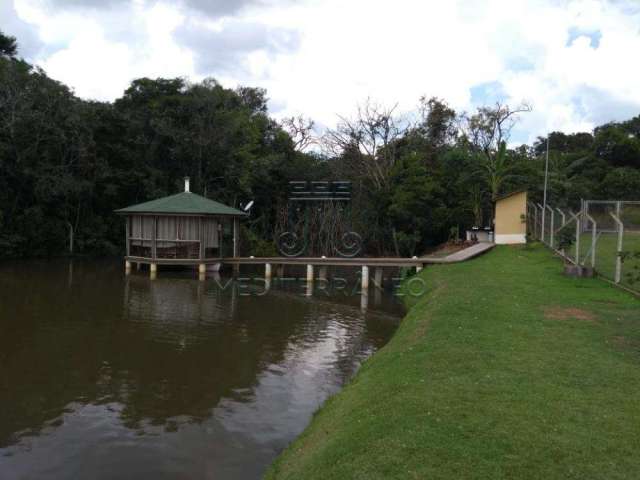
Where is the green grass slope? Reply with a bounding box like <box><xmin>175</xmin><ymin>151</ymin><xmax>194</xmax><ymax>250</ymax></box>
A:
<box><xmin>266</xmin><ymin>244</ymin><xmax>640</xmax><ymax>480</ymax></box>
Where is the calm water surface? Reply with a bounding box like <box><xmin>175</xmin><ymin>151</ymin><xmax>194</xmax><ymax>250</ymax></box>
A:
<box><xmin>0</xmin><ymin>259</ymin><xmax>401</xmax><ymax>479</ymax></box>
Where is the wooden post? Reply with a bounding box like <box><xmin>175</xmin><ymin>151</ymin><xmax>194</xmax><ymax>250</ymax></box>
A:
<box><xmin>265</xmin><ymin>263</ymin><xmax>272</xmax><ymax>281</ymax></box>
<box><xmin>306</xmin><ymin>264</ymin><xmax>314</xmax><ymax>283</ymax></box>
<box><xmin>360</xmin><ymin>289</ymin><xmax>368</xmax><ymax>311</ymax></box>
<box><xmin>374</xmin><ymin>267</ymin><xmax>383</xmax><ymax>289</ymax></box>
<box><xmin>125</xmin><ymin>260</ymin><xmax>131</xmax><ymax>275</ymax></box>
<box><xmin>374</xmin><ymin>280</ymin><xmax>382</xmax><ymax>305</ymax></box>
<box><xmin>277</xmin><ymin>264</ymin><xmax>285</xmax><ymax>278</ymax></box>
<box><xmin>318</xmin><ymin>266</ymin><xmax>328</xmax><ymax>281</ymax></box>
<box><xmin>150</xmin><ymin>263</ymin><xmax>157</xmax><ymax>280</ymax></box>
<box><xmin>152</xmin><ymin>216</ymin><xmax>157</xmax><ymax>260</ymax></box>
<box><xmin>233</xmin><ymin>217</ymin><xmax>239</xmax><ymax>258</ymax></box>
<box><xmin>125</xmin><ymin>216</ymin><xmax>130</xmax><ymax>257</ymax></box>
<box><xmin>361</xmin><ymin>265</ymin><xmax>369</xmax><ymax>290</ymax></box>
<box><xmin>199</xmin><ymin>217</ymin><xmax>205</xmax><ymax>260</ymax></box>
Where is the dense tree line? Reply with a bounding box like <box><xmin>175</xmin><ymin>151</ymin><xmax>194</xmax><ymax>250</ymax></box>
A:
<box><xmin>1</xmin><ymin>31</ymin><xmax>639</xmax><ymax>258</ymax></box>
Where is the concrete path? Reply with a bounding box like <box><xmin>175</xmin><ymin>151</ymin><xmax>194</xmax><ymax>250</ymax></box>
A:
<box><xmin>421</xmin><ymin>242</ymin><xmax>495</xmax><ymax>264</ymax></box>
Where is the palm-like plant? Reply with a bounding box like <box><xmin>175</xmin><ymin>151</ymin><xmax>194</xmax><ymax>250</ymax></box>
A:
<box><xmin>478</xmin><ymin>140</ymin><xmax>513</xmax><ymax>202</ymax></box>
<box><xmin>469</xmin><ymin>184</ymin><xmax>484</xmax><ymax>227</ymax></box>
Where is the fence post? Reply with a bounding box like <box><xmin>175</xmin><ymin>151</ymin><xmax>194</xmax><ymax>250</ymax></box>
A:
<box><xmin>537</xmin><ymin>203</ymin><xmax>545</xmax><ymax>242</ymax></box>
<box><xmin>584</xmin><ymin>212</ymin><xmax>597</xmax><ymax>268</ymax></box>
<box><xmin>545</xmin><ymin>205</ymin><xmax>555</xmax><ymax>248</ymax></box>
<box><xmin>569</xmin><ymin>211</ymin><xmax>580</xmax><ymax>265</ymax></box>
<box><xmin>556</xmin><ymin>208</ymin><xmax>566</xmax><ymax>256</ymax></box>
<box><xmin>527</xmin><ymin>202</ymin><xmax>534</xmax><ymax>238</ymax></box>
<box><xmin>610</xmin><ymin>212</ymin><xmax>624</xmax><ymax>284</ymax></box>
<box><xmin>556</xmin><ymin>207</ymin><xmax>566</xmax><ymax>227</ymax></box>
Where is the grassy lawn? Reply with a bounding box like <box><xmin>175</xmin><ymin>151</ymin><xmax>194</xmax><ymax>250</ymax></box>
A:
<box><xmin>266</xmin><ymin>244</ymin><xmax>640</xmax><ymax>480</ymax></box>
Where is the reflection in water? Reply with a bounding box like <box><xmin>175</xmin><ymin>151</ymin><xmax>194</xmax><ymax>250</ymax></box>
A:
<box><xmin>0</xmin><ymin>259</ymin><xmax>400</xmax><ymax>479</ymax></box>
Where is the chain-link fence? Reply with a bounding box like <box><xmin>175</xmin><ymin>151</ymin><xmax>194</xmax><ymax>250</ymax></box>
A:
<box><xmin>527</xmin><ymin>200</ymin><xmax>640</xmax><ymax>294</ymax></box>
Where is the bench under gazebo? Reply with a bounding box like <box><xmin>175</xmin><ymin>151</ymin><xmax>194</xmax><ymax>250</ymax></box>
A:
<box><xmin>115</xmin><ymin>177</ymin><xmax>247</xmax><ymax>275</ymax></box>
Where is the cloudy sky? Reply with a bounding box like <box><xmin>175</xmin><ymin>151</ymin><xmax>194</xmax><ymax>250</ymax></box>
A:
<box><xmin>3</xmin><ymin>0</ymin><xmax>640</xmax><ymax>144</ymax></box>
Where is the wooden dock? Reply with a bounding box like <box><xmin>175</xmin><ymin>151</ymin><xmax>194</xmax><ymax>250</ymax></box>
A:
<box><xmin>126</xmin><ymin>242</ymin><xmax>495</xmax><ymax>282</ymax></box>
<box><xmin>418</xmin><ymin>242</ymin><xmax>495</xmax><ymax>264</ymax></box>
<box><xmin>220</xmin><ymin>256</ymin><xmax>424</xmax><ymax>267</ymax></box>
<box><xmin>221</xmin><ymin>241</ymin><xmax>495</xmax><ymax>267</ymax></box>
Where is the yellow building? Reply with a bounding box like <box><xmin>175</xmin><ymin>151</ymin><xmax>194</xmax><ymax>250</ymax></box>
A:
<box><xmin>494</xmin><ymin>191</ymin><xmax>527</xmax><ymax>244</ymax></box>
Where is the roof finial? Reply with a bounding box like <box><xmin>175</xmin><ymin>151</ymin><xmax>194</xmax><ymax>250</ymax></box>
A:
<box><xmin>184</xmin><ymin>176</ymin><xmax>190</xmax><ymax>193</ymax></box>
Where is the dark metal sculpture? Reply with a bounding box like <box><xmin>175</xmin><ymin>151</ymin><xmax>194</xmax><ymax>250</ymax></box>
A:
<box><xmin>276</xmin><ymin>181</ymin><xmax>362</xmax><ymax>257</ymax></box>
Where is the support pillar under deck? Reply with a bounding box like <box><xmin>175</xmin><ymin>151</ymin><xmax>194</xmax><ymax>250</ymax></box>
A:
<box><xmin>361</xmin><ymin>265</ymin><xmax>369</xmax><ymax>290</ymax></box>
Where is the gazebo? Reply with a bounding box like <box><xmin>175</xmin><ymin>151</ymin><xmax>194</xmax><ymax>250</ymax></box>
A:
<box><xmin>115</xmin><ymin>177</ymin><xmax>247</xmax><ymax>275</ymax></box>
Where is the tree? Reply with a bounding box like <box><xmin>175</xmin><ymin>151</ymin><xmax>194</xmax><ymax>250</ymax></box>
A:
<box><xmin>463</xmin><ymin>102</ymin><xmax>531</xmax><ymax>201</ymax></box>
<box><xmin>323</xmin><ymin>98</ymin><xmax>406</xmax><ymax>190</ymax></box>
<box><xmin>534</xmin><ymin>131</ymin><xmax>593</xmax><ymax>156</ymax></box>
<box><xmin>601</xmin><ymin>167</ymin><xmax>640</xmax><ymax>200</ymax></box>
<box><xmin>280</xmin><ymin>115</ymin><xmax>316</xmax><ymax>151</ymax></box>
<box><xmin>388</xmin><ymin>152</ymin><xmax>444</xmax><ymax>255</ymax></box>
<box><xmin>0</xmin><ymin>31</ymin><xmax>17</xmax><ymax>58</ymax></box>
<box><xmin>2</xmin><ymin>29</ymin><xmax>640</xmax><ymax>260</ymax></box>
<box><xmin>416</xmin><ymin>96</ymin><xmax>458</xmax><ymax>154</ymax></box>
<box><xmin>478</xmin><ymin>140</ymin><xmax>513</xmax><ymax>202</ymax></box>
<box><xmin>463</xmin><ymin>102</ymin><xmax>531</xmax><ymax>155</ymax></box>
<box><xmin>0</xmin><ymin>55</ymin><xmax>99</xmax><ymax>255</ymax></box>
<box><xmin>593</xmin><ymin>123</ymin><xmax>640</xmax><ymax>168</ymax></box>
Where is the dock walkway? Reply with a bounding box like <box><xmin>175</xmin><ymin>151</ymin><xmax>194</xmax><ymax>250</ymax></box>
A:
<box><xmin>222</xmin><ymin>242</ymin><xmax>494</xmax><ymax>267</ymax></box>
<box><xmin>126</xmin><ymin>242</ymin><xmax>495</xmax><ymax>280</ymax></box>
<box><xmin>421</xmin><ymin>242</ymin><xmax>495</xmax><ymax>264</ymax></box>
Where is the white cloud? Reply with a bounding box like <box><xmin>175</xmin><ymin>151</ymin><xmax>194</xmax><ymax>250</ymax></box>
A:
<box><xmin>6</xmin><ymin>0</ymin><xmax>640</xmax><ymax>142</ymax></box>
<box><xmin>14</xmin><ymin>0</ymin><xmax>195</xmax><ymax>100</ymax></box>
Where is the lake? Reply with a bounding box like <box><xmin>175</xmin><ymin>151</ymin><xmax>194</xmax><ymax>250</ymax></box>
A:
<box><xmin>0</xmin><ymin>259</ymin><xmax>401</xmax><ymax>479</ymax></box>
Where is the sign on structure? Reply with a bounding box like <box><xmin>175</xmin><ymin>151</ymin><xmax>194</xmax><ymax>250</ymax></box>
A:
<box><xmin>276</xmin><ymin>181</ymin><xmax>362</xmax><ymax>257</ymax></box>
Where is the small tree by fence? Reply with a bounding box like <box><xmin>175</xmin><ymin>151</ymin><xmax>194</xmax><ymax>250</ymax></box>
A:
<box><xmin>527</xmin><ymin>200</ymin><xmax>640</xmax><ymax>294</ymax></box>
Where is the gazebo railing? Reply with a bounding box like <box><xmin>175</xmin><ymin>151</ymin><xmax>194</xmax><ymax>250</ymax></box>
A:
<box><xmin>129</xmin><ymin>238</ymin><xmax>203</xmax><ymax>260</ymax></box>
<box><xmin>129</xmin><ymin>239</ymin><xmax>152</xmax><ymax>258</ymax></box>
<box><xmin>125</xmin><ymin>214</ymin><xmax>229</xmax><ymax>261</ymax></box>
<box><xmin>156</xmin><ymin>240</ymin><xmax>201</xmax><ymax>259</ymax></box>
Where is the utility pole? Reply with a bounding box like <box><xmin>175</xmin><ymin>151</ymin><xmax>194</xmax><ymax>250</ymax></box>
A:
<box><xmin>541</xmin><ymin>135</ymin><xmax>550</xmax><ymax>241</ymax></box>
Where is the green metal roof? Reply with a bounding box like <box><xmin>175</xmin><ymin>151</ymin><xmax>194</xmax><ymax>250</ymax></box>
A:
<box><xmin>115</xmin><ymin>192</ymin><xmax>247</xmax><ymax>216</ymax></box>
